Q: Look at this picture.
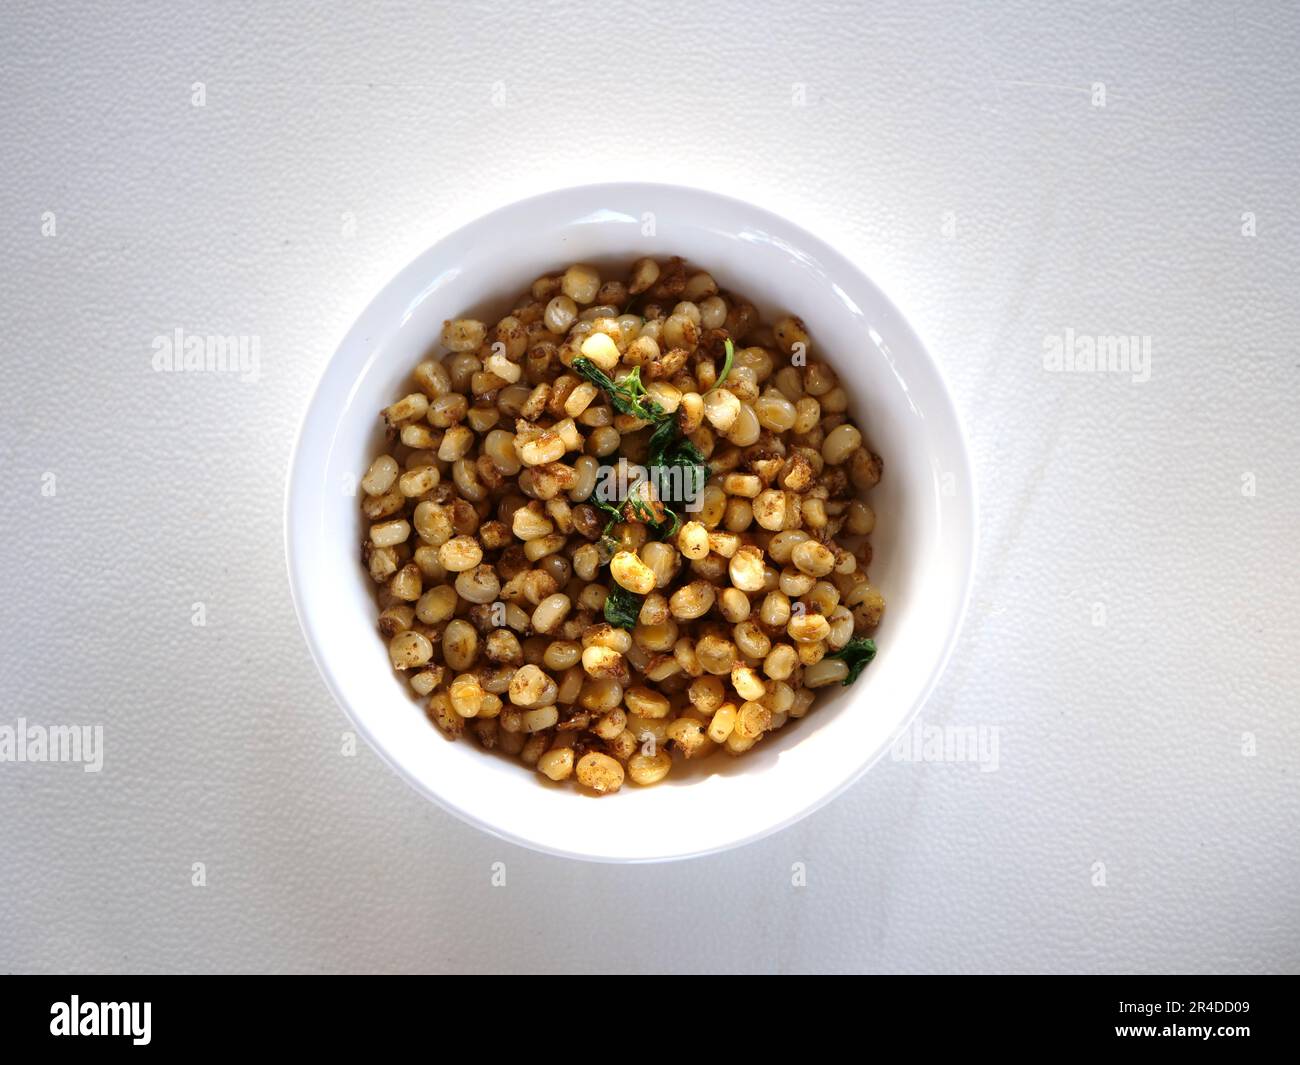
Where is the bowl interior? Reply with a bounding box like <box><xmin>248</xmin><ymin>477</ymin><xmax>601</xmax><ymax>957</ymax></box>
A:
<box><xmin>287</xmin><ymin>183</ymin><xmax>975</xmax><ymax>861</ymax></box>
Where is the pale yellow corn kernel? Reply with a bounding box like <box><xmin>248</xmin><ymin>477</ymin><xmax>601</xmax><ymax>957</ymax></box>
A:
<box><xmin>731</xmin><ymin>664</ymin><xmax>767</xmax><ymax>702</ymax></box>
<box><xmin>695</xmin><ymin>635</ymin><xmax>737</xmax><ymax>675</ymax></box>
<box><xmin>639</xmin><ymin>541</ymin><xmax>678</xmax><ymax>588</ymax></box>
<box><xmin>370</xmin><ymin>519</ymin><xmax>411</xmax><ymax>548</ymax></box>
<box><xmin>361</xmin><ymin>455</ymin><xmax>399</xmax><ymax>496</ymax></box>
<box><xmin>484</xmin><ymin>429</ymin><xmax>522</xmax><ymax>474</ymax></box>
<box><xmin>576</xmin><ymin>751</ymin><xmax>625</xmax><ymax>793</ymax></box>
<box><xmin>378</xmin><ymin>603</ymin><xmax>415</xmax><ymax>637</ymax></box>
<box><xmin>582</xmin><ymin>624</ymin><xmax>633</xmax><ymax>653</ymax></box>
<box><xmin>435</xmin><ymin>426</ymin><xmax>473</xmax><ymax>463</ymax></box>
<box><xmin>636</xmin><ymin>592</ymin><xmax>668</xmax><ymax>626</ymax></box>
<box><xmin>645</xmin><ymin>381</ymin><xmax>682</xmax><ymax>413</ymax></box>
<box><xmin>388</xmin><ymin>563</ymin><xmax>422</xmax><ymax>602</ymax></box>
<box><xmin>552</xmin><ymin>417</ymin><xmax>582</xmax><ymax>451</ymax></box>
<box><xmin>643</xmin><ymin>654</ymin><xmax>683</xmax><ymax>682</ymax></box>
<box><xmin>804</xmin><ymin>657</ymin><xmax>849</xmax><ymax>688</ymax></box>
<box><xmin>408</xmin><ymin>668</ymin><xmax>442</xmax><ymax>696</ymax></box>
<box><xmin>717</xmin><ymin>587</ymin><xmax>751</xmax><ymax>623</ymax></box>
<box><xmin>767</xmin><ymin>530</ymin><xmax>810</xmax><ymax>565</ymax></box>
<box><xmin>754</xmin><ymin>392</ymin><xmax>797</xmax><ymax>433</ymax></box>
<box><xmin>483</xmin><ymin>350</ymin><xmax>522</xmax><ymax>384</ymax></box>
<box><xmin>544</xmin><ymin>294</ymin><xmax>577</xmax><ymax>333</ymax></box>
<box><xmin>708</xmin><ymin>703</ymin><xmax>739</xmax><ymax>743</ymax></box>
<box><xmin>362</xmin><ymin>486</ymin><xmax>404</xmax><ymax>521</ymax></box>
<box><xmin>509</xmin><ymin>664</ymin><xmax>555</xmax><ymax>708</ymax></box>
<box><xmin>703</xmin><ymin>389</ymin><xmax>741</xmax><ymax>433</ymax></box>
<box><xmin>802</xmin><ymin>497</ymin><xmax>828</xmax><ymax>529</ymax></box>
<box><xmin>787</xmin><ymin>612</ymin><xmax>831</xmax><ymax>643</ymax></box>
<box><xmin>512</xmin><ymin>502</ymin><xmax>554</xmax><ymax>541</ymax></box>
<box><xmin>793</xmin><ymin>396</ymin><xmax>821</xmax><ymax>433</ymax></box>
<box><xmin>442</xmin><ymin>318</ymin><xmax>487</xmax><ymax>352</ymax></box>
<box><xmin>822</xmin><ymin>423</ymin><xmax>863</xmax><ymax>465</ymax></box>
<box><xmin>437</xmin><ymin>535</ymin><xmax>482</xmax><ymax>572</ymax></box>
<box><xmin>845</xmin><ymin>499</ymin><xmax>876</xmax><ymax>536</ymax></box>
<box><xmin>752</xmin><ymin>489</ymin><xmax>788</xmax><ymax>531</ymax></box>
<box><xmin>562</xmin><ymin>263</ymin><xmax>601</xmax><ymax>304</ymax></box>
<box><xmin>441</xmin><ymin>619</ymin><xmax>479</xmax><ymax>671</ymax></box>
<box><xmin>414</xmin><ymin>502</ymin><xmax>454</xmax><ymax>546</ymax></box>
<box><xmin>593</xmin><ymin>707</ymin><xmax>626</xmax><ymax>740</ymax></box>
<box><xmin>523</xmin><ymin>532</ymin><xmax>567</xmax><ymax>562</ymax></box>
<box><xmin>516</xmin><ymin>430</ymin><xmax>566</xmax><ymax>467</ymax></box>
<box><xmin>733</xmin><ymin>620</ymin><xmax>771</xmax><ymax>660</ymax></box>
<box><xmin>579</xmin><ymin>331</ymin><xmax>620</xmax><ymax>370</ymax></box>
<box><xmin>537</xmin><ymin>747</ymin><xmax>575</xmax><ymax>781</ymax></box>
<box><xmin>627</xmin><ymin>713</ymin><xmax>669</xmax><ymax>747</ymax></box>
<box><xmin>586</xmin><ymin>425</ymin><xmax>620</xmax><ymax>455</ymax></box>
<box><xmin>384</xmin><ymin>392</ymin><xmax>429</xmax><ymax>425</ymax></box>
<box><xmin>398</xmin><ymin>465</ymin><xmax>439</xmax><ymax>498</ymax></box>
<box><xmin>628</xmin><ymin>257</ymin><xmax>660</xmax><ymax>294</ymax></box>
<box><xmin>804</xmin><ymin>362</ymin><xmax>837</xmax><ymax>396</ymax></box>
<box><xmin>388</xmin><ymin>630</ymin><xmax>432</xmax><ymax>670</ymax></box>
<box><xmin>772</xmin><ymin>315</ymin><xmax>810</xmax><ymax>356</ymax></box>
<box><xmin>624</xmin><ymin>686</ymin><xmax>671</xmax><ymax>719</ymax></box>
<box><xmin>827</xmin><ymin>606</ymin><xmax>855</xmax><ymax>649</ymax></box>
<box><xmin>707</xmin><ymin>530</ymin><xmax>741</xmax><ymax>558</ymax></box>
<box><xmin>668</xmin><ymin>580</ymin><xmax>716</xmax><ymax>620</ymax></box>
<box><xmin>522</xmin><ymin>706</ymin><xmax>559</xmax><ymax>732</ymax></box>
<box><xmin>698</xmin><ymin>484</ymin><xmax>726</xmax><ymax>527</ymax></box>
<box><xmin>759</xmin><ymin>591</ymin><xmax>792</xmax><ymax>628</ymax></box>
<box><xmin>688</xmin><ymin>675</ymin><xmax>725</xmax><ymax>713</ymax></box>
<box><xmin>667</xmin><ymin>716</ymin><xmax>709</xmax><ymax>757</ymax></box>
<box><xmin>723</xmin><ymin>498</ymin><xmax>753</xmax><ymax>532</ymax></box>
<box><xmin>542</xmin><ymin>640</ymin><xmax>582</xmax><ymax>671</ymax></box>
<box><xmin>731</xmin><ymin>701</ymin><xmax>771</xmax><ymax>741</ymax></box>
<box><xmin>414</xmin><ymin>585</ymin><xmax>457</xmax><ymax>624</ymax></box>
<box><xmin>627</xmin><ymin>751</ymin><xmax>672</xmax><ymax>785</ymax></box>
<box><xmin>728</xmin><ymin>546</ymin><xmax>767</xmax><ymax>592</ymax></box>
<box><xmin>454</xmin><ymin>564</ymin><xmax>499</xmax><ymax>605</ymax></box>
<box><xmin>699</xmin><ymin>295</ymin><xmax>728</xmax><ymax>329</ymax></box>
<box><xmin>780</xmin><ymin>568</ymin><xmax>816</xmax><ymax>597</ymax></box>
<box><xmin>573</xmin><ymin>543</ymin><xmax>601</xmax><ymax>581</ymax></box>
<box><xmin>678</xmin><ymin>391</ymin><xmax>704</xmax><ymax>434</ymax></box>
<box><xmin>634</xmin><ymin>621</ymin><xmax>678</xmax><ymax>653</ymax></box>
<box><xmin>722</xmin><ymin>472</ymin><xmax>762</xmax><ymax>498</ymax></box>
<box><xmin>519</xmin><ymin>733</ymin><xmax>549</xmax><ymax>765</ymax></box>
<box><xmin>450</xmin><ymin>673</ymin><xmax>485</xmax><ymax>717</ymax></box>
<box><xmin>579</xmin><ymin>676</ymin><xmax>624</xmax><ymax>713</ymax></box>
<box><xmin>564</xmin><ymin>381</ymin><xmax>599</xmax><ymax>417</ymax></box>
<box><xmin>725</xmin><ymin>404</ymin><xmax>761</xmax><ymax>447</ymax></box>
<box><xmin>763</xmin><ymin>643</ymin><xmax>798</xmax><ymax>680</ymax></box>
<box><xmin>677</xmin><ymin>521</ymin><xmax>709</xmax><ymax>560</ymax></box>
<box><xmin>451</xmin><ymin>459</ymin><xmax>487</xmax><ymax>502</ymax></box>
<box><xmin>791</xmin><ymin>540</ymin><xmax>836</xmax><ymax>578</ymax></box>
<box><xmin>610</xmin><ymin>550</ymin><xmax>656</xmax><ymax>595</ymax></box>
<box><xmin>532</xmin><ymin>593</ymin><xmax>572</xmax><ymax>634</ymax></box>
<box><xmin>581</xmin><ymin>645</ymin><xmax>624</xmax><ymax>679</ymax></box>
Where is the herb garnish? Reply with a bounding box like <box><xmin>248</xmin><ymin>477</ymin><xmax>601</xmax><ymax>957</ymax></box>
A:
<box><xmin>603</xmin><ymin>583</ymin><xmax>642</xmax><ymax>629</ymax></box>
<box><xmin>571</xmin><ymin>358</ymin><xmax>664</xmax><ymax>423</ymax></box>
<box><xmin>826</xmin><ymin>638</ymin><xmax>877</xmax><ymax>685</ymax></box>
<box><xmin>703</xmin><ymin>338</ymin><xmax>735</xmax><ymax>395</ymax></box>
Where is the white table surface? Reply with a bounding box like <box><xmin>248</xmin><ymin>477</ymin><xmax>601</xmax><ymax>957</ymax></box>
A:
<box><xmin>2</xmin><ymin>1</ymin><xmax>1296</xmax><ymax>974</ymax></box>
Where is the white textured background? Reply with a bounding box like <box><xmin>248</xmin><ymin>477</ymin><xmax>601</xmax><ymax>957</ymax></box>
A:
<box><xmin>1</xmin><ymin>1</ymin><xmax>1297</xmax><ymax>974</ymax></box>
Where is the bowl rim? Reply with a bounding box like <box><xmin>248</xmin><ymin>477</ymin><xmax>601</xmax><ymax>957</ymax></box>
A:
<box><xmin>284</xmin><ymin>180</ymin><xmax>978</xmax><ymax>862</ymax></box>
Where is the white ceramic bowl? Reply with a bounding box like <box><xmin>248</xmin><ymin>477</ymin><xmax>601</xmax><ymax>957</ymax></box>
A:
<box><xmin>286</xmin><ymin>182</ymin><xmax>975</xmax><ymax>862</ymax></box>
